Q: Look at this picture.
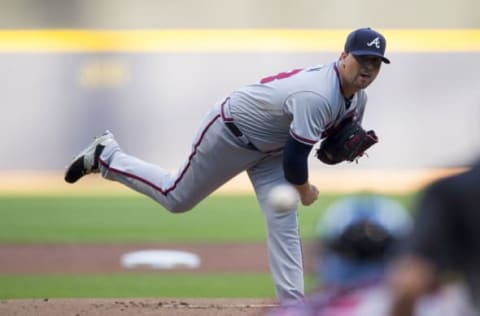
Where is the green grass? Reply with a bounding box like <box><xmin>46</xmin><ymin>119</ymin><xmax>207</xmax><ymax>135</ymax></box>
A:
<box><xmin>0</xmin><ymin>273</ymin><xmax>281</xmax><ymax>299</ymax></box>
<box><xmin>0</xmin><ymin>194</ymin><xmax>414</xmax><ymax>243</ymax></box>
<box><xmin>0</xmin><ymin>193</ymin><xmax>414</xmax><ymax>299</ymax></box>
<box><xmin>0</xmin><ymin>273</ymin><xmax>320</xmax><ymax>299</ymax></box>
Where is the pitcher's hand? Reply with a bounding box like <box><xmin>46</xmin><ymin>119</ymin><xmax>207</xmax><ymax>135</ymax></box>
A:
<box><xmin>294</xmin><ymin>183</ymin><xmax>319</xmax><ymax>206</ymax></box>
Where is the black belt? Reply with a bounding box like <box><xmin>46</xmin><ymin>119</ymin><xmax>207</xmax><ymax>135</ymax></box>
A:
<box><xmin>225</xmin><ymin>121</ymin><xmax>258</xmax><ymax>151</ymax></box>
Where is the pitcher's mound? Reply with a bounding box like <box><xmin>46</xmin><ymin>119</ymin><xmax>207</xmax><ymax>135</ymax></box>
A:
<box><xmin>0</xmin><ymin>298</ymin><xmax>278</xmax><ymax>316</ymax></box>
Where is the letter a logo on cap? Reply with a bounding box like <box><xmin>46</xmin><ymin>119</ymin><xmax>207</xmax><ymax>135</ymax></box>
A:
<box><xmin>367</xmin><ymin>37</ymin><xmax>381</xmax><ymax>49</ymax></box>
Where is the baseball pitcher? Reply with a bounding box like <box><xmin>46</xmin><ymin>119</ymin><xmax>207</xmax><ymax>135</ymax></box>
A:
<box><xmin>64</xmin><ymin>27</ymin><xmax>389</xmax><ymax>305</ymax></box>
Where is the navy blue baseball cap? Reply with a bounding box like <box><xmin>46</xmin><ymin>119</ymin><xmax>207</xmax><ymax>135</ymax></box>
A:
<box><xmin>344</xmin><ymin>27</ymin><xmax>390</xmax><ymax>64</ymax></box>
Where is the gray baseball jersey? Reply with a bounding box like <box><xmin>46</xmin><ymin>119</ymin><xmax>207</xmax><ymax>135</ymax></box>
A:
<box><xmin>229</xmin><ymin>62</ymin><xmax>366</xmax><ymax>152</ymax></box>
<box><xmin>97</xmin><ymin>60</ymin><xmax>368</xmax><ymax>304</ymax></box>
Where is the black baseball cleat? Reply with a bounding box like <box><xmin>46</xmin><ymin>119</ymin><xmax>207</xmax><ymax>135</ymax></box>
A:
<box><xmin>64</xmin><ymin>130</ymin><xmax>115</xmax><ymax>183</ymax></box>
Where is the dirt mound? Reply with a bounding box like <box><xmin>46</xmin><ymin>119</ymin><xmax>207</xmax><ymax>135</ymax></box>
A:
<box><xmin>0</xmin><ymin>298</ymin><xmax>278</xmax><ymax>316</ymax></box>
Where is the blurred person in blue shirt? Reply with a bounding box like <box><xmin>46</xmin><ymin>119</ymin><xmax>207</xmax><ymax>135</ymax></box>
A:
<box><xmin>268</xmin><ymin>194</ymin><xmax>476</xmax><ymax>316</ymax></box>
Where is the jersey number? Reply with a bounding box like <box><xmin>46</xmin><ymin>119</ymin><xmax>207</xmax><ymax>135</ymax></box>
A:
<box><xmin>260</xmin><ymin>68</ymin><xmax>303</xmax><ymax>84</ymax></box>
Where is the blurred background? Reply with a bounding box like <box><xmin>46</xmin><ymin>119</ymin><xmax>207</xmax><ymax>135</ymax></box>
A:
<box><xmin>1</xmin><ymin>0</ymin><xmax>479</xmax><ymax>193</ymax></box>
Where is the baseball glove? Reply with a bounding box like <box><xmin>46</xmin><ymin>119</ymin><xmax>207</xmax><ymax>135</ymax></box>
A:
<box><xmin>316</xmin><ymin>119</ymin><xmax>378</xmax><ymax>165</ymax></box>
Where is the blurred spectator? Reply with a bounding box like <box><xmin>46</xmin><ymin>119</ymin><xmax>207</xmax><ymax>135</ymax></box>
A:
<box><xmin>267</xmin><ymin>194</ymin><xmax>411</xmax><ymax>315</ymax></box>
<box><xmin>268</xmin><ymin>194</ymin><xmax>477</xmax><ymax>316</ymax></box>
<box><xmin>389</xmin><ymin>161</ymin><xmax>480</xmax><ymax>316</ymax></box>
<box><xmin>314</xmin><ymin>194</ymin><xmax>411</xmax><ymax>289</ymax></box>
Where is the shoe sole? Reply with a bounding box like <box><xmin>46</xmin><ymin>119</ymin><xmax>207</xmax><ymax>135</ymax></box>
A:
<box><xmin>64</xmin><ymin>134</ymin><xmax>112</xmax><ymax>184</ymax></box>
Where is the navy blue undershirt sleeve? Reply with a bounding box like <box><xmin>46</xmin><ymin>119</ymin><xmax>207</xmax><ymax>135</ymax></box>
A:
<box><xmin>283</xmin><ymin>135</ymin><xmax>314</xmax><ymax>185</ymax></box>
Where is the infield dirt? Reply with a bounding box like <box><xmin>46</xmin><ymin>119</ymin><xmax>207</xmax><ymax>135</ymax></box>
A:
<box><xmin>0</xmin><ymin>242</ymin><xmax>318</xmax><ymax>315</ymax></box>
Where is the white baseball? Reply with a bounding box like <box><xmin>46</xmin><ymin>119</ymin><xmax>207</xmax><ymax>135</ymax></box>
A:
<box><xmin>267</xmin><ymin>184</ymin><xmax>299</xmax><ymax>213</ymax></box>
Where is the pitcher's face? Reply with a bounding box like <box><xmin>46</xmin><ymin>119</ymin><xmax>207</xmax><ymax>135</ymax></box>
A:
<box><xmin>340</xmin><ymin>52</ymin><xmax>382</xmax><ymax>90</ymax></box>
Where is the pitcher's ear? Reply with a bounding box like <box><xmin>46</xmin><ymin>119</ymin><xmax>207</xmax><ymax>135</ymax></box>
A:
<box><xmin>339</xmin><ymin>52</ymin><xmax>348</xmax><ymax>66</ymax></box>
